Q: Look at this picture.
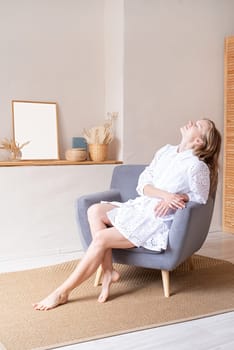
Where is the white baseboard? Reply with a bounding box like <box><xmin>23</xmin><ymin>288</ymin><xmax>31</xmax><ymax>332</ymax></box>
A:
<box><xmin>0</xmin><ymin>248</ymin><xmax>84</xmax><ymax>273</ymax></box>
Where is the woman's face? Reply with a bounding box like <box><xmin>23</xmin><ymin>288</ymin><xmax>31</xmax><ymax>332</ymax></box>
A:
<box><xmin>180</xmin><ymin>119</ymin><xmax>210</xmax><ymax>144</ymax></box>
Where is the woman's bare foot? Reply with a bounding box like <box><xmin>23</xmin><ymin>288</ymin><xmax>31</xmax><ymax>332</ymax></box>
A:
<box><xmin>98</xmin><ymin>269</ymin><xmax>120</xmax><ymax>303</ymax></box>
<box><xmin>33</xmin><ymin>289</ymin><xmax>69</xmax><ymax>311</ymax></box>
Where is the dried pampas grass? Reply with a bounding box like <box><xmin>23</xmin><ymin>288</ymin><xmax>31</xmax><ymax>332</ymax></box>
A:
<box><xmin>83</xmin><ymin>112</ymin><xmax>118</xmax><ymax>144</ymax></box>
<box><xmin>0</xmin><ymin>138</ymin><xmax>30</xmax><ymax>159</ymax></box>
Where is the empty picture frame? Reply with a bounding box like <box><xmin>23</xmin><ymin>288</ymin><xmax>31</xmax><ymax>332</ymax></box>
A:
<box><xmin>12</xmin><ymin>100</ymin><xmax>60</xmax><ymax>160</ymax></box>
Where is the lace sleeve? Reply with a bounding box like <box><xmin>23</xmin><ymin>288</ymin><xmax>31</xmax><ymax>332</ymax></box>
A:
<box><xmin>187</xmin><ymin>161</ymin><xmax>210</xmax><ymax>204</ymax></box>
<box><xmin>136</xmin><ymin>145</ymin><xmax>169</xmax><ymax>196</ymax></box>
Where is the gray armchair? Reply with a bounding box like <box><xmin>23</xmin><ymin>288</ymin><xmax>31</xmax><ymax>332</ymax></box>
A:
<box><xmin>76</xmin><ymin>164</ymin><xmax>215</xmax><ymax>297</ymax></box>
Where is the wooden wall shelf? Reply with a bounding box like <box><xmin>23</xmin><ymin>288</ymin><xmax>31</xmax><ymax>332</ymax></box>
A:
<box><xmin>0</xmin><ymin>160</ymin><xmax>123</xmax><ymax>167</ymax></box>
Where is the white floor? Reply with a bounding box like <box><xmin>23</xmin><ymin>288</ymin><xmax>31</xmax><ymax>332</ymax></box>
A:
<box><xmin>63</xmin><ymin>312</ymin><xmax>234</xmax><ymax>350</ymax></box>
<box><xmin>1</xmin><ymin>231</ymin><xmax>234</xmax><ymax>350</ymax></box>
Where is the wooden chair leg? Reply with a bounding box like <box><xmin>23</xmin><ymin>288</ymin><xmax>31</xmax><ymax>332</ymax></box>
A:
<box><xmin>188</xmin><ymin>256</ymin><xmax>194</xmax><ymax>271</ymax></box>
<box><xmin>94</xmin><ymin>265</ymin><xmax>103</xmax><ymax>287</ymax></box>
<box><xmin>161</xmin><ymin>270</ymin><xmax>170</xmax><ymax>297</ymax></box>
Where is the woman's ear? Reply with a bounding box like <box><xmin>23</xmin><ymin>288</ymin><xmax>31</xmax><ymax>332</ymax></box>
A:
<box><xmin>194</xmin><ymin>137</ymin><xmax>204</xmax><ymax>148</ymax></box>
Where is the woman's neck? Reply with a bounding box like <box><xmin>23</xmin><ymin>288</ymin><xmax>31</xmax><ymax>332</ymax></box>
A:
<box><xmin>177</xmin><ymin>141</ymin><xmax>193</xmax><ymax>153</ymax></box>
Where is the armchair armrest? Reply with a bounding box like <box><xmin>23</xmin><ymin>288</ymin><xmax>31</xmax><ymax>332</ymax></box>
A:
<box><xmin>76</xmin><ymin>189</ymin><xmax>122</xmax><ymax>250</ymax></box>
<box><xmin>164</xmin><ymin>197</ymin><xmax>214</xmax><ymax>269</ymax></box>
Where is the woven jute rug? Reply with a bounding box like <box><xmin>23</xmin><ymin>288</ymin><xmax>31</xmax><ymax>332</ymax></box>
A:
<box><xmin>0</xmin><ymin>255</ymin><xmax>234</xmax><ymax>350</ymax></box>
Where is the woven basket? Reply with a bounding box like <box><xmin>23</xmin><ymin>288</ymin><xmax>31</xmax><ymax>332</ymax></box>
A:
<box><xmin>89</xmin><ymin>144</ymin><xmax>108</xmax><ymax>162</ymax></box>
<box><xmin>65</xmin><ymin>148</ymin><xmax>87</xmax><ymax>161</ymax></box>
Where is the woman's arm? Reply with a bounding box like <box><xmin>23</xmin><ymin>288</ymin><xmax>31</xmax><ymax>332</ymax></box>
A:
<box><xmin>136</xmin><ymin>145</ymin><xmax>170</xmax><ymax>196</ymax></box>
<box><xmin>143</xmin><ymin>184</ymin><xmax>188</xmax><ymax>204</ymax></box>
<box><xmin>143</xmin><ymin>184</ymin><xmax>189</xmax><ymax>217</ymax></box>
<box><xmin>187</xmin><ymin>162</ymin><xmax>210</xmax><ymax>204</ymax></box>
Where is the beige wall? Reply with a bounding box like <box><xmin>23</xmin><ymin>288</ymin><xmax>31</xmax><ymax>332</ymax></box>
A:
<box><xmin>104</xmin><ymin>0</ymin><xmax>124</xmax><ymax>160</ymax></box>
<box><xmin>0</xmin><ymin>0</ymin><xmax>105</xmax><ymax>159</ymax></box>
<box><xmin>0</xmin><ymin>165</ymin><xmax>115</xmax><ymax>260</ymax></box>
<box><xmin>124</xmin><ymin>0</ymin><xmax>234</xmax><ymax>162</ymax></box>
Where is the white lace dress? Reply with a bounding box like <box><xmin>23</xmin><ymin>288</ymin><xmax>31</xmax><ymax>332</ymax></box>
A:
<box><xmin>106</xmin><ymin>144</ymin><xmax>210</xmax><ymax>251</ymax></box>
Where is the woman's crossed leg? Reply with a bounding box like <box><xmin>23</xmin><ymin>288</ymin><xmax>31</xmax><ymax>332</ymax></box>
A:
<box><xmin>33</xmin><ymin>204</ymin><xmax>134</xmax><ymax>310</ymax></box>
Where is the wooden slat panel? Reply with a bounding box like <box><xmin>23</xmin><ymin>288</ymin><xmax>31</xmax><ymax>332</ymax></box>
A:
<box><xmin>223</xmin><ymin>36</ymin><xmax>234</xmax><ymax>232</ymax></box>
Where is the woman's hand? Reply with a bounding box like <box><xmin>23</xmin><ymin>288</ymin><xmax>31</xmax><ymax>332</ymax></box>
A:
<box><xmin>154</xmin><ymin>193</ymin><xmax>188</xmax><ymax>217</ymax></box>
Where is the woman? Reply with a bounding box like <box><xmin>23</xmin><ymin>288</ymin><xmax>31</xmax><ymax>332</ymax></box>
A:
<box><xmin>33</xmin><ymin>119</ymin><xmax>221</xmax><ymax>310</ymax></box>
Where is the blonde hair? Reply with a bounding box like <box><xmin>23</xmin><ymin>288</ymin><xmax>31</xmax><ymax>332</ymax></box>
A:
<box><xmin>193</xmin><ymin>119</ymin><xmax>222</xmax><ymax>195</ymax></box>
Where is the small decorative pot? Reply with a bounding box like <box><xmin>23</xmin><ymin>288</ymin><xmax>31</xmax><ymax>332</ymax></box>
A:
<box><xmin>10</xmin><ymin>150</ymin><xmax>22</xmax><ymax>161</ymax></box>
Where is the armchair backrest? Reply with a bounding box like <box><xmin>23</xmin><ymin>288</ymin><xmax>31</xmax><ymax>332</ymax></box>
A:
<box><xmin>110</xmin><ymin>164</ymin><xmax>146</xmax><ymax>202</ymax></box>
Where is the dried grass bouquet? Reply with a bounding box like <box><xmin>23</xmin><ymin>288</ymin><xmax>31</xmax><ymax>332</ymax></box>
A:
<box><xmin>0</xmin><ymin>138</ymin><xmax>30</xmax><ymax>160</ymax></box>
<box><xmin>83</xmin><ymin>112</ymin><xmax>118</xmax><ymax>144</ymax></box>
